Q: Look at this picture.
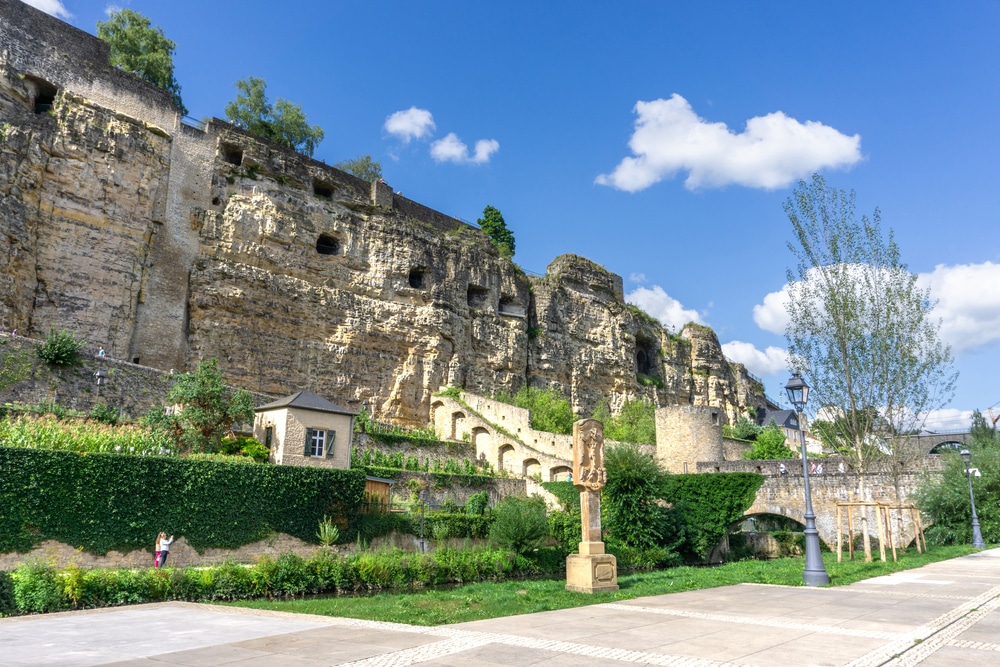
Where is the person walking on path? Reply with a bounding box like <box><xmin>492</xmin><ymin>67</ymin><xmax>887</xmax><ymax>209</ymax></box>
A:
<box><xmin>154</xmin><ymin>532</ymin><xmax>174</xmax><ymax>568</ymax></box>
<box><xmin>778</xmin><ymin>463</ymin><xmax>788</xmax><ymax>475</ymax></box>
<box><xmin>98</xmin><ymin>346</ymin><xmax>106</xmax><ymax>358</ymax></box>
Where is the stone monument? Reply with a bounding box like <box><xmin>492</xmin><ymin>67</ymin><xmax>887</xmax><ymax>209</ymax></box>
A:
<box><xmin>565</xmin><ymin>418</ymin><xmax>618</xmax><ymax>593</ymax></box>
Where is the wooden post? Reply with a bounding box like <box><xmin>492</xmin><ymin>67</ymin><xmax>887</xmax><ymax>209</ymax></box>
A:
<box><xmin>876</xmin><ymin>505</ymin><xmax>887</xmax><ymax>562</ymax></box>
<box><xmin>885</xmin><ymin>505</ymin><xmax>897</xmax><ymax>562</ymax></box>
<box><xmin>847</xmin><ymin>505</ymin><xmax>855</xmax><ymax>560</ymax></box>
<box><xmin>837</xmin><ymin>505</ymin><xmax>843</xmax><ymax>563</ymax></box>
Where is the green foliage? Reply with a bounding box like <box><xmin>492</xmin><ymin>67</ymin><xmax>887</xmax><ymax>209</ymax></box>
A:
<box><xmin>636</xmin><ymin>372</ymin><xmax>664</xmax><ymax>389</ymax></box>
<box><xmin>0</xmin><ymin>343</ymin><xmax>32</xmax><ymax>391</ymax></box>
<box><xmin>488</xmin><ymin>495</ymin><xmax>549</xmax><ymax>554</ymax></box>
<box><xmin>218</xmin><ymin>435</ymin><xmax>269</xmax><ymax>462</ymax></box>
<box><xmin>723</xmin><ymin>415</ymin><xmax>762</xmax><ymax>441</ymax></box>
<box><xmin>36</xmin><ymin>328</ymin><xmax>84</xmax><ymax>367</ymax></box>
<box><xmin>89</xmin><ymin>403</ymin><xmax>120</xmax><ymax>425</ymax></box>
<box><xmin>224</xmin><ymin>77</ymin><xmax>324</xmax><ymax>156</ymax></box>
<box><xmin>970</xmin><ymin>409</ymin><xmax>998</xmax><ymax>446</ymax></box>
<box><xmin>664</xmin><ymin>473</ymin><xmax>764</xmax><ymax>560</ymax></box>
<box><xmin>603</xmin><ymin>443</ymin><xmax>679</xmax><ymax>551</ymax></box>
<box><xmin>0</xmin><ymin>447</ymin><xmax>365</xmax><ymax>555</ymax></box>
<box><xmin>743</xmin><ymin>422</ymin><xmax>798</xmax><ymax>460</ymax></box>
<box><xmin>97</xmin><ymin>9</ymin><xmax>186</xmax><ymax>114</ymax></box>
<box><xmin>335</xmin><ymin>154</ymin><xmax>383</xmax><ymax>182</ymax></box>
<box><xmin>317</xmin><ymin>516</ymin><xmax>340</xmax><ymax>546</ymax></box>
<box><xmin>541</xmin><ymin>481</ymin><xmax>581</xmax><ymax>512</ymax></box>
<box><xmin>0</xmin><ymin>414</ymin><xmax>172</xmax><ymax>455</ymax></box>
<box><xmin>436</xmin><ymin>386</ymin><xmax>463</xmax><ymax>399</ymax></box>
<box><xmin>465</xmin><ymin>491</ymin><xmax>489</xmax><ymax>515</ymax></box>
<box><xmin>494</xmin><ymin>386</ymin><xmax>575</xmax><ymax>435</ymax></box>
<box><xmin>592</xmin><ymin>398</ymin><xmax>656</xmax><ymax>444</ymax></box>
<box><xmin>783</xmin><ymin>174</ymin><xmax>956</xmax><ymax>475</ymax></box>
<box><xmin>476</xmin><ymin>205</ymin><xmax>515</xmax><ymax>258</ymax></box>
<box><xmin>163</xmin><ymin>358</ymin><xmax>255</xmax><ymax>454</ymax></box>
<box><xmin>625</xmin><ymin>303</ymin><xmax>659</xmax><ymax>327</ymax></box>
<box><xmin>915</xmin><ymin>444</ymin><xmax>1000</xmax><ymax>545</ymax></box>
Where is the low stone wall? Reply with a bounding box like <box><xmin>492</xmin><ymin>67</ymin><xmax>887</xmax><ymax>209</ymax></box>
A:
<box><xmin>353</xmin><ymin>432</ymin><xmax>477</xmax><ymax>468</ymax></box>
<box><xmin>382</xmin><ymin>471</ymin><xmax>526</xmax><ymax>509</ymax></box>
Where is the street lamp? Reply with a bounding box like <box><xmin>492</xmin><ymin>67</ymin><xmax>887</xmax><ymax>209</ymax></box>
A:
<box><xmin>959</xmin><ymin>449</ymin><xmax>986</xmax><ymax>549</ymax></box>
<box><xmin>785</xmin><ymin>373</ymin><xmax>830</xmax><ymax>586</ymax></box>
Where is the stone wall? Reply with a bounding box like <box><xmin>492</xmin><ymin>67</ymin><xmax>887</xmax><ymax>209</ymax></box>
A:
<box><xmin>655</xmin><ymin>405</ymin><xmax>725</xmax><ymax>474</ymax></box>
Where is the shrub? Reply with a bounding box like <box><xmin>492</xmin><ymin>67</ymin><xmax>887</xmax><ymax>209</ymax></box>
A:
<box><xmin>743</xmin><ymin>422</ymin><xmax>797</xmax><ymax>460</ymax></box>
<box><xmin>12</xmin><ymin>562</ymin><xmax>68</xmax><ymax>613</ymax></box>
<box><xmin>603</xmin><ymin>443</ymin><xmax>677</xmax><ymax>550</ymax></box>
<box><xmin>664</xmin><ymin>472</ymin><xmax>764</xmax><ymax>561</ymax></box>
<box><xmin>592</xmin><ymin>398</ymin><xmax>656</xmax><ymax>445</ymax></box>
<box><xmin>916</xmin><ymin>444</ymin><xmax>1000</xmax><ymax>545</ymax></box>
<box><xmin>465</xmin><ymin>491</ymin><xmax>489</xmax><ymax>516</ymax></box>
<box><xmin>488</xmin><ymin>495</ymin><xmax>549</xmax><ymax>554</ymax></box>
<box><xmin>493</xmin><ymin>386</ymin><xmax>575</xmax><ymax>435</ymax></box>
<box><xmin>89</xmin><ymin>403</ymin><xmax>120</xmax><ymax>425</ymax></box>
<box><xmin>36</xmin><ymin>328</ymin><xmax>85</xmax><ymax>367</ymax></box>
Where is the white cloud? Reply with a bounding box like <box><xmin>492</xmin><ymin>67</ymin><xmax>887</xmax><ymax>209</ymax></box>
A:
<box><xmin>625</xmin><ymin>285</ymin><xmax>703</xmax><ymax>331</ymax></box>
<box><xmin>721</xmin><ymin>341</ymin><xmax>790</xmax><ymax>377</ymax></box>
<box><xmin>753</xmin><ymin>261</ymin><xmax>1000</xmax><ymax>352</ymax></box>
<box><xmin>430</xmin><ymin>133</ymin><xmax>499</xmax><ymax>165</ymax></box>
<box><xmin>629</xmin><ymin>272</ymin><xmax>647</xmax><ymax>284</ymax></box>
<box><xmin>24</xmin><ymin>0</ymin><xmax>71</xmax><ymax>18</ymax></box>
<box><xmin>595</xmin><ymin>94</ymin><xmax>862</xmax><ymax>192</ymax></box>
<box><xmin>920</xmin><ymin>262</ymin><xmax>1000</xmax><ymax>352</ymax></box>
<box><xmin>920</xmin><ymin>408</ymin><xmax>974</xmax><ymax>432</ymax></box>
<box><xmin>384</xmin><ymin>107</ymin><xmax>436</xmax><ymax>143</ymax></box>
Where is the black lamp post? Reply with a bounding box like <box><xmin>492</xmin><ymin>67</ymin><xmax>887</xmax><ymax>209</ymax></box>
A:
<box><xmin>960</xmin><ymin>449</ymin><xmax>986</xmax><ymax>549</ymax></box>
<box><xmin>785</xmin><ymin>373</ymin><xmax>830</xmax><ymax>586</ymax></box>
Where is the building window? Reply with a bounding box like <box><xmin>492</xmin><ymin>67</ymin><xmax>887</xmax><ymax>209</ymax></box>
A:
<box><xmin>264</xmin><ymin>426</ymin><xmax>273</xmax><ymax>450</ymax></box>
<box><xmin>307</xmin><ymin>428</ymin><xmax>326</xmax><ymax>457</ymax></box>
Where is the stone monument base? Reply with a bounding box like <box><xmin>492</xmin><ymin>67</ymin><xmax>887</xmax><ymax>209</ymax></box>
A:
<box><xmin>565</xmin><ymin>552</ymin><xmax>618</xmax><ymax>593</ymax></box>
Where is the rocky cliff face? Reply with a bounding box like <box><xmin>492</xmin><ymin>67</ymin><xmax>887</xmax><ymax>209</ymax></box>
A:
<box><xmin>0</xmin><ymin>2</ymin><xmax>765</xmax><ymax>425</ymax></box>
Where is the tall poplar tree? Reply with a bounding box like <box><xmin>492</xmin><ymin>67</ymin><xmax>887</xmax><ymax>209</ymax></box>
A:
<box><xmin>783</xmin><ymin>174</ymin><xmax>957</xmax><ymax>558</ymax></box>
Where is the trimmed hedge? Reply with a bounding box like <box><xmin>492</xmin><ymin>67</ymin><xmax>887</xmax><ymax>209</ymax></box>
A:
<box><xmin>4</xmin><ymin>547</ymin><xmax>533</xmax><ymax>614</ymax></box>
<box><xmin>0</xmin><ymin>447</ymin><xmax>366</xmax><ymax>555</ymax></box>
<box><xmin>665</xmin><ymin>472</ymin><xmax>764</xmax><ymax>560</ymax></box>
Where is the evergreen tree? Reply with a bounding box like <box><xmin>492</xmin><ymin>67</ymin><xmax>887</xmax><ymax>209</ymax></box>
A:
<box><xmin>477</xmin><ymin>205</ymin><xmax>515</xmax><ymax>257</ymax></box>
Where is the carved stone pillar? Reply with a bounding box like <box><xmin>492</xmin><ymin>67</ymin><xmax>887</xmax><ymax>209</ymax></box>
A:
<box><xmin>566</xmin><ymin>418</ymin><xmax>618</xmax><ymax>593</ymax></box>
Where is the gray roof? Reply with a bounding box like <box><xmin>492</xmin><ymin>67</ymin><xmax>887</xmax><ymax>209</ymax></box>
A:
<box><xmin>256</xmin><ymin>391</ymin><xmax>356</xmax><ymax>416</ymax></box>
<box><xmin>763</xmin><ymin>409</ymin><xmax>799</xmax><ymax>430</ymax></box>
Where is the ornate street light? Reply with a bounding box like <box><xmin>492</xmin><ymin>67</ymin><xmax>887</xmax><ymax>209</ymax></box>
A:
<box><xmin>959</xmin><ymin>449</ymin><xmax>986</xmax><ymax>549</ymax></box>
<box><xmin>785</xmin><ymin>373</ymin><xmax>830</xmax><ymax>586</ymax></box>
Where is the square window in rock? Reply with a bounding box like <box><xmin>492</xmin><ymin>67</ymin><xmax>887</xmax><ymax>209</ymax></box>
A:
<box><xmin>220</xmin><ymin>143</ymin><xmax>243</xmax><ymax>166</ymax></box>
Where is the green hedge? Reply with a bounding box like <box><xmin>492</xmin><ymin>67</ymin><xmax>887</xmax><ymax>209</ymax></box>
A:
<box><xmin>3</xmin><ymin>548</ymin><xmax>534</xmax><ymax>614</ymax></box>
<box><xmin>0</xmin><ymin>447</ymin><xmax>366</xmax><ymax>555</ymax></box>
<box><xmin>665</xmin><ymin>472</ymin><xmax>764</xmax><ymax>560</ymax></box>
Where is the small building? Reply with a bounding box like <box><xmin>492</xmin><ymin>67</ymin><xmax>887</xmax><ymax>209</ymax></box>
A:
<box><xmin>254</xmin><ymin>391</ymin><xmax>356</xmax><ymax>468</ymax></box>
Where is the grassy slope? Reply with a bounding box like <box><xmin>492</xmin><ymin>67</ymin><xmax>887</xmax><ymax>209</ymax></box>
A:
<box><xmin>226</xmin><ymin>545</ymin><xmax>975</xmax><ymax>626</ymax></box>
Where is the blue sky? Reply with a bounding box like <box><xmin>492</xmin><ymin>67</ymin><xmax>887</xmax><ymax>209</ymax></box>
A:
<box><xmin>29</xmin><ymin>1</ymin><xmax>1000</xmax><ymax>430</ymax></box>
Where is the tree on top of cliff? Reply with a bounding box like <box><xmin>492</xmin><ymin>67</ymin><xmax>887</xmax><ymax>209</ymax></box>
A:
<box><xmin>97</xmin><ymin>9</ymin><xmax>187</xmax><ymax>115</ymax></box>
<box><xmin>225</xmin><ymin>77</ymin><xmax>325</xmax><ymax>157</ymax></box>
<box><xmin>335</xmin><ymin>154</ymin><xmax>383</xmax><ymax>182</ymax></box>
<box><xmin>477</xmin><ymin>205</ymin><xmax>515</xmax><ymax>258</ymax></box>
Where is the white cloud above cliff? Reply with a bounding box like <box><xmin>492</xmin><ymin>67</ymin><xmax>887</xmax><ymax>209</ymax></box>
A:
<box><xmin>721</xmin><ymin>341</ymin><xmax>789</xmax><ymax>377</ymax></box>
<box><xmin>24</xmin><ymin>0</ymin><xmax>71</xmax><ymax>18</ymax></box>
<box><xmin>596</xmin><ymin>94</ymin><xmax>862</xmax><ymax>192</ymax></box>
<box><xmin>625</xmin><ymin>284</ymin><xmax>704</xmax><ymax>331</ymax></box>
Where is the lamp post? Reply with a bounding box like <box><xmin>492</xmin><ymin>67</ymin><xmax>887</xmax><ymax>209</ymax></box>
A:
<box><xmin>785</xmin><ymin>373</ymin><xmax>830</xmax><ymax>586</ymax></box>
<box><xmin>960</xmin><ymin>449</ymin><xmax>986</xmax><ymax>549</ymax></box>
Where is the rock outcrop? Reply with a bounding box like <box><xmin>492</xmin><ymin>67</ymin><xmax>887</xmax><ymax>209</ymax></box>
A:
<box><xmin>0</xmin><ymin>0</ymin><xmax>765</xmax><ymax>425</ymax></box>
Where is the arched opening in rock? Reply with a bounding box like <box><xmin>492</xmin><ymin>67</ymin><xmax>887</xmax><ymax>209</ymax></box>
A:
<box><xmin>316</xmin><ymin>234</ymin><xmax>340</xmax><ymax>256</ymax></box>
<box><xmin>220</xmin><ymin>143</ymin><xmax>243</xmax><ymax>166</ymax></box>
<box><xmin>409</xmin><ymin>267</ymin><xmax>427</xmax><ymax>289</ymax></box>
<box><xmin>467</xmin><ymin>285</ymin><xmax>489</xmax><ymax>308</ymax></box>
<box><xmin>313</xmin><ymin>179</ymin><xmax>334</xmax><ymax>199</ymax></box>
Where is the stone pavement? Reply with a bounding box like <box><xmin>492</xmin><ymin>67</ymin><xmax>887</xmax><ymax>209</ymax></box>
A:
<box><xmin>1</xmin><ymin>549</ymin><xmax>998</xmax><ymax>666</ymax></box>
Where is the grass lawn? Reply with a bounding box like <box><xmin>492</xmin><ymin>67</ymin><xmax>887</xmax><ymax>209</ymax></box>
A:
<box><xmin>225</xmin><ymin>544</ymin><xmax>976</xmax><ymax>626</ymax></box>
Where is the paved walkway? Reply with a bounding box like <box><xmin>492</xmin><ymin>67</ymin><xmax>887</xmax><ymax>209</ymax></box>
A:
<box><xmin>1</xmin><ymin>549</ymin><xmax>998</xmax><ymax>666</ymax></box>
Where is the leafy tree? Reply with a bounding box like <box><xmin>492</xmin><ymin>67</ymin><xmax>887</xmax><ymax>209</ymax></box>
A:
<box><xmin>224</xmin><ymin>77</ymin><xmax>324</xmax><ymax>157</ymax></box>
<box><xmin>97</xmin><ymin>9</ymin><xmax>186</xmax><ymax>114</ymax></box>
<box><xmin>970</xmin><ymin>409</ymin><xmax>998</xmax><ymax>446</ymax></box>
<box><xmin>915</xmin><ymin>419</ymin><xmax>1000</xmax><ymax>545</ymax></box>
<box><xmin>494</xmin><ymin>386</ymin><xmax>574</xmax><ymax>434</ymax></box>
<box><xmin>743</xmin><ymin>421</ymin><xmax>798</xmax><ymax>460</ymax></box>
<box><xmin>603</xmin><ymin>443</ymin><xmax>677</xmax><ymax>550</ymax></box>
<box><xmin>723</xmin><ymin>414</ymin><xmax>763</xmax><ymax>441</ymax></box>
<box><xmin>488</xmin><ymin>495</ymin><xmax>549</xmax><ymax>554</ymax></box>
<box><xmin>335</xmin><ymin>154</ymin><xmax>382</xmax><ymax>182</ymax></box>
<box><xmin>592</xmin><ymin>398</ymin><xmax>656</xmax><ymax>444</ymax></box>
<box><xmin>784</xmin><ymin>175</ymin><xmax>955</xmax><ymax>474</ymax></box>
<box><xmin>163</xmin><ymin>358</ymin><xmax>255</xmax><ymax>454</ymax></box>
<box><xmin>36</xmin><ymin>329</ymin><xmax>85</xmax><ymax>367</ymax></box>
<box><xmin>477</xmin><ymin>205</ymin><xmax>515</xmax><ymax>258</ymax></box>
<box><xmin>783</xmin><ymin>175</ymin><xmax>957</xmax><ymax>559</ymax></box>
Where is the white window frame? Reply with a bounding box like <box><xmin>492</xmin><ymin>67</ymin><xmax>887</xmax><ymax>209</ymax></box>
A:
<box><xmin>309</xmin><ymin>429</ymin><xmax>327</xmax><ymax>458</ymax></box>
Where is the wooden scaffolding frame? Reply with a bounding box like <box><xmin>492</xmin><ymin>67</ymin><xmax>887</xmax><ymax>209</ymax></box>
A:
<box><xmin>835</xmin><ymin>502</ymin><xmax>927</xmax><ymax>562</ymax></box>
